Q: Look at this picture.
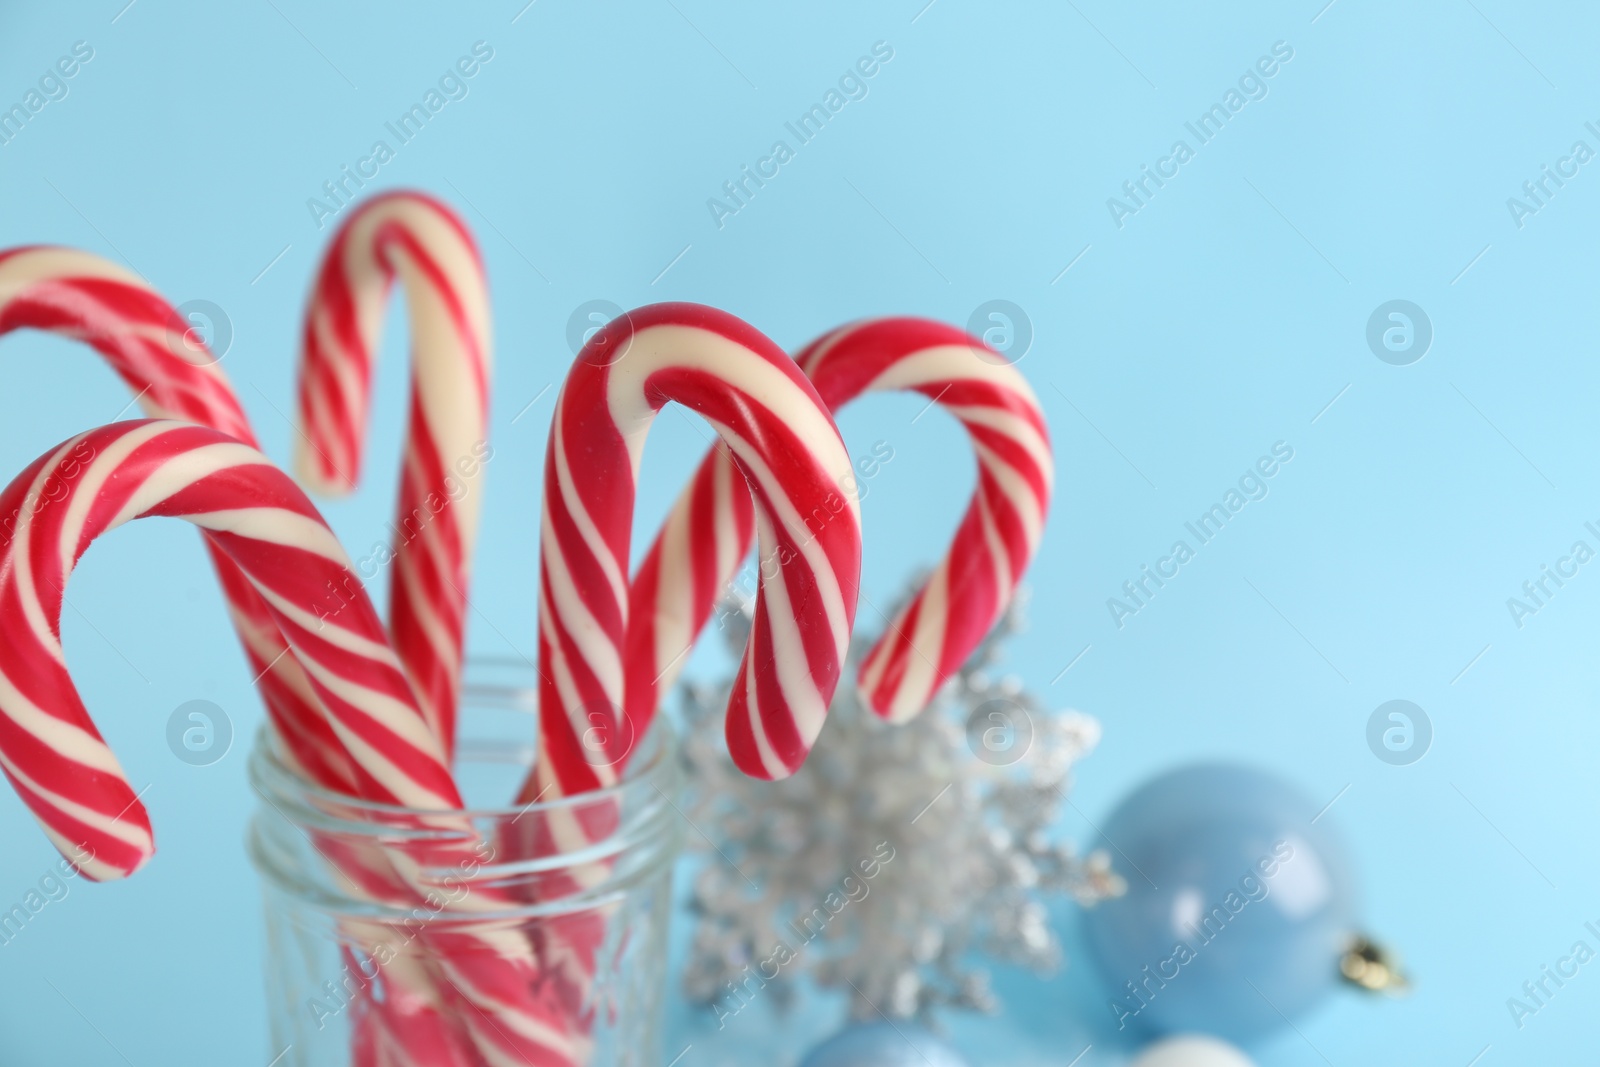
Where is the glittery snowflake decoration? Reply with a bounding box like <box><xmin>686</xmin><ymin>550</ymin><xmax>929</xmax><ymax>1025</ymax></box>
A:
<box><xmin>679</xmin><ymin>585</ymin><xmax>1124</xmax><ymax>1022</ymax></box>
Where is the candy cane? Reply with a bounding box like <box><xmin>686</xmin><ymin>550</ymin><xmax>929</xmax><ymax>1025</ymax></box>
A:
<box><xmin>0</xmin><ymin>245</ymin><xmax>353</xmax><ymax>790</ymax></box>
<box><xmin>504</xmin><ymin>304</ymin><xmax>861</xmax><ymax>1029</ymax></box>
<box><xmin>0</xmin><ymin>420</ymin><xmax>580</xmax><ymax>1065</ymax></box>
<box><xmin>524</xmin><ymin>302</ymin><xmax>862</xmax><ymax>806</ymax></box>
<box><xmin>628</xmin><ymin>316</ymin><xmax>1052</xmax><ymax>725</ymax></box>
<box><xmin>0</xmin><ymin>420</ymin><xmax>460</xmax><ymax>876</ymax></box>
<box><xmin>294</xmin><ymin>192</ymin><xmax>594</xmax><ymax>1064</ymax></box>
<box><xmin>295</xmin><ymin>191</ymin><xmax>492</xmax><ymax>759</ymax></box>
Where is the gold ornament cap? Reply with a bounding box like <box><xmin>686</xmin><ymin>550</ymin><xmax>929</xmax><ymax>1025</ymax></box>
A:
<box><xmin>1340</xmin><ymin>935</ymin><xmax>1409</xmax><ymax>994</ymax></box>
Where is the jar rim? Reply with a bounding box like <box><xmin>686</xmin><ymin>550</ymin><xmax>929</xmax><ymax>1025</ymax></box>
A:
<box><xmin>248</xmin><ymin>701</ymin><xmax>673</xmax><ymax>822</ymax></box>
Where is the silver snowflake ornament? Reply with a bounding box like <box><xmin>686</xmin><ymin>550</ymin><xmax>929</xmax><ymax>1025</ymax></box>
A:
<box><xmin>679</xmin><ymin>586</ymin><xmax>1124</xmax><ymax>1023</ymax></box>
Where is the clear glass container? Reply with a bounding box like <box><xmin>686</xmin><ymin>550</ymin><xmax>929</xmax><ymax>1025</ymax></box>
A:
<box><xmin>248</xmin><ymin>661</ymin><xmax>684</xmax><ymax>1066</ymax></box>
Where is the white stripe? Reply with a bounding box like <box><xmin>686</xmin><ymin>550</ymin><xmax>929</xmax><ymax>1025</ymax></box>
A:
<box><xmin>0</xmin><ymin>247</ymin><xmax>144</xmax><ymax>300</ymax></box>
<box><xmin>740</xmin><ymin>621</ymin><xmax>789</xmax><ymax>779</ymax></box>
<box><xmin>7</xmin><ymin>436</ymin><xmax>93</xmax><ymax>668</ymax></box>
<box><xmin>881</xmin><ymin>561</ymin><xmax>949</xmax><ymax>723</ymax></box>
<box><xmin>714</xmin><ymin>422</ymin><xmax>851</xmax><ymax>665</ymax></box>
<box><xmin>109</xmin><ymin>438</ymin><xmax>278</xmax><ymax>529</ymax></box>
<box><xmin>604</xmin><ymin>323</ymin><xmax>860</xmax><ymax>527</ymax></box>
<box><xmin>340</xmin><ymin>211</ymin><xmax>392</xmax><ymax>359</ymax></box>
<box><xmin>862</xmin><ymin>343</ymin><xmax>1044</xmax><ymax>408</ymax></box>
<box><xmin>440</xmin><ymin>973</ymin><xmax>576</xmax><ymax>1054</ymax></box>
<box><xmin>747</xmin><ymin>510</ymin><xmax>828</xmax><ymax>754</ymax></box>
<box><xmin>253</xmin><ymin>584</ymin><xmax>397</xmax><ymax>664</ymax></box>
<box><xmin>189</xmin><ymin>506</ymin><xmax>349</xmax><ymax>565</ymax></box>
<box><xmin>0</xmin><ymin>665</ymin><xmax>124</xmax><ymax>777</ymax></box>
<box><xmin>649</xmin><ymin>494</ymin><xmax>696</xmax><ymax>686</ymax></box>
<box><xmin>39</xmin><ymin>825</ymin><xmax>123</xmax><ymax>882</ymax></box>
<box><xmin>855</xmin><ymin>617</ymin><xmax>891</xmax><ymax>696</ymax></box>
<box><xmin>712</xmin><ymin>452</ymin><xmax>747</xmax><ymax>579</ymax></box>
<box><xmin>297</xmin><ymin>305</ymin><xmax>362</xmax><ymax>492</ymax></box>
<box><xmin>386</xmin><ymin>234</ymin><xmax>489</xmax><ymax>550</ymax></box>
<box><xmin>62</xmin><ymin>421</ymin><xmax>174</xmax><ymax>576</ymax></box>
<box><xmin>973</xmin><ymin>440</ymin><xmax>1046</xmax><ymax>551</ymax></box>
<box><xmin>535</xmin><ymin>591</ymin><xmax>621</xmax><ymax>794</ymax></box>
<box><xmin>943</xmin><ymin>401</ymin><xmax>1054</xmax><ymax>489</ymax></box>
<box><xmin>795</xmin><ymin>321</ymin><xmax>858</xmax><ymax>377</ymax></box>
<box><xmin>290</xmin><ymin>645</ymin><xmax>446</xmax><ymax>774</ymax></box>
<box><xmin>390</xmin><ymin>551</ymin><xmax>454</xmax><ymax>734</ymax></box>
<box><xmin>975</xmin><ymin>480</ymin><xmax>1014</xmax><ymax>602</ymax></box>
<box><xmin>539</xmin><ymin>493</ymin><xmax>624</xmax><ymax>719</ymax></box>
<box><xmin>551</xmin><ymin>396</ymin><xmax>628</xmax><ymax>610</ymax></box>
<box><xmin>0</xmin><ymin>745</ymin><xmax>153</xmax><ymax>855</ymax></box>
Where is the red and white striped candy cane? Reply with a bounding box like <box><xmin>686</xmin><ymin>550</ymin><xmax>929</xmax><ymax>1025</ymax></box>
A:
<box><xmin>523</xmin><ymin>302</ymin><xmax>862</xmax><ymax>804</ymax></box>
<box><xmin>505</xmin><ymin>304</ymin><xmax>861</xmax><ymax>1029</ymax></box>
<box><xmin>296</xmin><ymin>191</ymin><xmax>492</xmax><ymax>759</ymax></box>
<box><xmin>0</xmin><ymin>419</ymin><xmax>460</xmax><ymax>879</ymax></box>
<box><xmin>628</xmin><ymin>316</ymin><xmax>1052</xmax><ymax>725</ymax></box>
<box><xmin>0</xmin><ymin>420</ymin><xmax>580</xmax><ymax>1066</ymax></box>
<box><xmin>0</xmin><ymin>245</ymin><xmax>354</xmax><ymax>790</ymax></box>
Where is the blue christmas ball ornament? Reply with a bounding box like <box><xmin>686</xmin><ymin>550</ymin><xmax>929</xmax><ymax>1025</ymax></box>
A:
<box><xmin>798</xmin><ymin>1022</ymin><xmax>969</xmax><ymax>1067</ymax></box>
<box><xmin>1082</xmin><ymin>763</ymin><xmax>1358</xmax><ymax>1043</ymax></box>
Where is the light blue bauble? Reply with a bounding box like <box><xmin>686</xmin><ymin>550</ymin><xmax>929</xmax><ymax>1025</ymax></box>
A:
<box><xmin>798</xmin><ymin>1023</ymin><xmax>969</xmax><ymax>1067</ymax></box>
<box><xmin>1082</xmin><ymin>763</ymin><xmax>1357</xmax><ymax>1043</ymax></box>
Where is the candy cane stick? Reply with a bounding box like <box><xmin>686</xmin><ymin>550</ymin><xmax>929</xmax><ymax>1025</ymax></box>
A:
<box><xmin>295</xmin><ymin>191</ymin><xmax>492</xmax><ymax>759</ymax></box>
<box><xmin>0</xmin><ymin>245</ymin><xmax>353</xmax><ymax>790</ymax></box>
<box><xmin>291</xmin><ymin>197</ymin><xmax>540</xmax><ymax>1061</ymax></box>
<box><xmin>294</xmin><ymin>203</ymin><xmax>602</xmax><ymax>1064</ymax></box>
<box><xmin>629</xmin><ymin>316</ymin><xmax>1052</xmax><ymax>725</ymax></box>
<box><xmin>0</xmin><ymin>420</ymin><xmax>580</xmax><ymax>1065</ymax></box>
<box><xmin>523</xmin><ymin>302</ymin><xmax>862</xmax><ymax>805</ymax></box>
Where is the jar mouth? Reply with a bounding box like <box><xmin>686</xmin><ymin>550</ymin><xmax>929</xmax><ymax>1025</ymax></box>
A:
<box><xmin>247</xmin><ymin>716</ymin><xmax>673</xmax><ymax>824</ymax></box>
<box><xmin>246</xmin><ymin>668</ymin><xmax>684</xmax><ymax>922</ymax></box>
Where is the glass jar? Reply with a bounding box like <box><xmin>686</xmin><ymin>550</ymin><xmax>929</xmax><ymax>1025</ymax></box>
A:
<box><xmin>248</xmin><ymin>660</ymin><xmax>684</xmax><ymax>1067</ymax></box>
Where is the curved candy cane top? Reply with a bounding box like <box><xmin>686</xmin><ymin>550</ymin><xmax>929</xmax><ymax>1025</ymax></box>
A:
<box><xmin>802</xmin><ymin>318</ymin><xmax>1052</xmax><ymax>720</ymax></box>
<box><xmin>295</xmin><ymin>190</ymin><xmax>491</xmax><ymax>496</ymax></box>
<box><xmin>628</xmin><ymin>316</ymin><xmax>1052</xmax><ymax>725</ymax></box>
<box><xmin>295</xmin><ymin>191</ymin><xmax>492</xmax><ymax>757</ymax></box>
<box><xmin>0</xmin><ymin>420</ymin><xmax>462</xmax><ymax>881</ymax></box>
<box><xmin>0</xmin><ymin>247</ymin><xmax>253</xmax><ymax>443</ymax></box>
<box><xmin>530</xmin><ymin>303</ymin><xmax>861</xmax><ymax>800</ymax></box>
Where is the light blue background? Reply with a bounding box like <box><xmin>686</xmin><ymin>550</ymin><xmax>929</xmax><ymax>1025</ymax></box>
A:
<box><xmin>1</xmin><ymin>1</ymin><xmax>1596</xmax><ymax>1063</ymax></box>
